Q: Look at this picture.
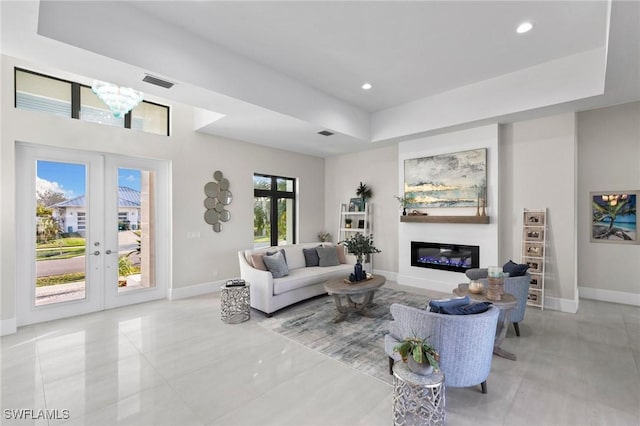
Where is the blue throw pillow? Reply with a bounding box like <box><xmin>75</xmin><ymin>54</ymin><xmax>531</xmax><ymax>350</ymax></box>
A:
<box><xmin>428</xmin><ymin>296</ymin><xmax>470</xmax><ymax>313</ymax></box>
<box><xmin>440</xmin><ymin>302</ymin><xmax>491</xmax><ymax>315</ymax></box>
<box><xmin>503</xmin><ymin>260</ymin><xmax>529</xmax><ymax>277</ymax></box>
<box><xmin>440</xmin><ymin>302</ymin><xmax>492</xmax><ymax>315</ymax></box>
<box><xmin>263</xmin><ymin>251</ymin><xmax>289</xmax><ymax>278</ymax></box>
<box><xmin>303</xmin><ymin>247</ymin><xmax>320</xmax><ymax>267</ymax></box>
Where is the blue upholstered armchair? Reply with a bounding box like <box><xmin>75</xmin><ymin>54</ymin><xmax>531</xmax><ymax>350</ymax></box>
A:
<box><xmin>384</xmin><ymin>303</ymin><xmax>499</xmax><ymax>393</ymax></box>
<box><xmin>466</xmin><ymin>268</ymin><xmax>530</xmax><ymax>336</ymax></box>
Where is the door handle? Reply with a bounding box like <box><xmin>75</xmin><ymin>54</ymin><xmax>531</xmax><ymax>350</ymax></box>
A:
<box><xmin>93</xmin><ymin>250</ymin><xmax>100</xmax><ymax>256</ymax></box>
<box><xmin>105</xmin><ymin>250</ymin><xmax>113</xmax><ymax>255</ymax></box>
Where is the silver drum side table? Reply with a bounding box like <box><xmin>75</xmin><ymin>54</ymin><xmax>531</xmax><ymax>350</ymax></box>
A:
<box><xmin>220</xmin><ymin>283</ymin><xmax>250</xmax><ymax>324</ymax></box>
<box><xmin>393</xmin><ymin>362</ymin><xmax>445</xmax><ymax>426</ymax></box>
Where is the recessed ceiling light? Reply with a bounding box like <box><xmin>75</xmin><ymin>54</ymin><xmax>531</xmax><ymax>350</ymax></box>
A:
<box><xmin>361</xmin><ymin>83</ymin><xmax>372</xmax><ymax>90</ymax></box>
<box><xmin>516</xmin><ymin>21</ymin><xmax>533</xmax><ymax>34</ymax></box>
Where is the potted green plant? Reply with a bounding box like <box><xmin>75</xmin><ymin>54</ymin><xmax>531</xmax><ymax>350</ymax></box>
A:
<box><xmin>394</xmin><ymin>336</ymin><xmax>440</xmax><ymax>375</ymax></box>
<box><xmin>118</xmin><ymin>255</ymin><xmax>134</xmax><ymax>287</ymax></box>
<box><xmin>356</xmin><ymin>182</ymin><xmax>373</xmax><ymax>205</ymax></box>
<box><xmin>394</xmin><ymin>194</ymin><xmax>415</xmax><ymax>216</ymax></box>
<box><xmin>339</xmin><ymin>233</ymin><xmax>381</xmax><ymax>281</ymax></box>
<box><xmin>344</xmin><ymin>218</ymin><xmax>353</xmax><ymax>228</ymax></box>
<box><xmin>318</xmin><ymin>231</ymin><xmax>332</xmax><ymax>242</ymax></box>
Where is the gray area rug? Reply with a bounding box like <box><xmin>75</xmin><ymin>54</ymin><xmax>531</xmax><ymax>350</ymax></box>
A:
<box><xmin>258</xmin><ymin>287</ymin><xmax>437</xmax><ymax>385</ymax></box>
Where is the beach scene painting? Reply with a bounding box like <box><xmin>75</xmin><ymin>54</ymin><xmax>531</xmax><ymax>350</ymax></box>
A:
<box><xmin>591</xmin><ymin>191</ymin><xmax>638</xmax><ymax>244</ymax></box>
<box><xmin>404</xmin><ymin>148</ymin><xmax>487</xmax><ymax>208</ymax></box>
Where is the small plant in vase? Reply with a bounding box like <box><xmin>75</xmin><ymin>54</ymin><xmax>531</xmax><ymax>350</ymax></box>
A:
<box><xmin>318</xmin><ymin>231</ymin><xmax>332</xmax><ymax>242</ymax></box>
<box><xmin>339</xmin><ymin>233</ymin><xmax>381</xmax><ymax>282</ymax></box>
<box><xmin>344</xmin><ymin>218</ymin><xmax>353</xmax><ymax>229</ymax></box>
<box><xmin>394</xmin><ymin>335</ymin><xmax>440</xmax><ymax>376</ymax></box>
<box><xmin>394</xmin><ymin>194</ymin><xmax>415</xmax><ymax>216</ymax></box>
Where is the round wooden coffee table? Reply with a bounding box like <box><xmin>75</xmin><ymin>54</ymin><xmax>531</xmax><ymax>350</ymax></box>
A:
<box><xmin>324</xmin><ymin>274</ymin><xmax>386</xmax><ymax>323</ymax></box>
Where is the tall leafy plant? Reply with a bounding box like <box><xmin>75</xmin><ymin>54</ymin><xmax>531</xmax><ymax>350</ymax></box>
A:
<box><xmin>356</xmin><ymin>182</ymin><xmax>373</xmax><ymax>204</ymax></box>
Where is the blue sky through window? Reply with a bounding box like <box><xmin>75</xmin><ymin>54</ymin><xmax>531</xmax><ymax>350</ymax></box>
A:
<box><xmin>118</xmin><ymin>168</ymin><xmax>142</xmax><ymax>192</ymax></box>
<box><xmin>36</xmin><ymin>160</ymin><xmax>85</xmax><ymax>199</ymax></box>
<box><xmin>36</xmin><ymin>161</ymin><xmax>141</xmax><ymax>200</ymax></box>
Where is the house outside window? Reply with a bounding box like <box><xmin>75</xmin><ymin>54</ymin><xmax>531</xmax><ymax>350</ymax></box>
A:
<box><xmin>253</xmin><ymin>174</ymin><xmax>296</xmax><ymax>248</ymax></box>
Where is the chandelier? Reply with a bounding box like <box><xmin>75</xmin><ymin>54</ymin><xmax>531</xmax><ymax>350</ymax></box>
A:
<box><xmin>91</xmin><ymin>80</ymin><xmax>144</xmax><ymax>118</ymax></box>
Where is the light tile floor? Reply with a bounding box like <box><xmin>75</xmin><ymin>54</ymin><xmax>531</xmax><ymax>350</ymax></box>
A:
<box><xmin>1</xmin><ymin>281</ymin><xmax>639</xmax><ymax>426</ymax></box>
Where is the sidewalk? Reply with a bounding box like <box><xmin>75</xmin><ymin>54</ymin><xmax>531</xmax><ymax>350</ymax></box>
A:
<box><xmin>36</xmin><ymin>282</ymin><xmax>85</xmax><ymax>305</ymax></box>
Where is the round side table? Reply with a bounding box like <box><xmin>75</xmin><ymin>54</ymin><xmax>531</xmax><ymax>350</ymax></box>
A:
<box><xmin>392</xmin><ymin>362</ymin><xmax>445</xmax><ymax>426</ymax></box>
<box><xmin>220</xmin><ymin>283</ymin><xmax>250</xmax><ymax>324</ymax></box>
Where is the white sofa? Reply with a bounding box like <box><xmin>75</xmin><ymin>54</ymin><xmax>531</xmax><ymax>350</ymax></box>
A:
<box><xmin>238</xmin><ymin>243</ymin><xmax>353</xmax><ymax>316</ymax></box>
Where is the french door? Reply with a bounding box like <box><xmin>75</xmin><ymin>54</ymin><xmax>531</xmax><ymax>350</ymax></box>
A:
<box><xmin>16</xmin><ymin>144</ymin><xmax>170</xmax><ymax>326</ymax></box>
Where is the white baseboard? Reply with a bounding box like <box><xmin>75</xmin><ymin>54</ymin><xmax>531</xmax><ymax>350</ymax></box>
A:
<box><xmin>372</xmin><ymin>269</ymin><xmax>398</xmax><ymax>283</ymax></box>
<box><xmin>579</xmin><ymin>287</ymin><xmax>640</xmax><ymax>307</ymax></box>
<box><xmin>1</xmin><ymin>317</ymin><xmax>17</xmax><ymax>336</ymax></box>
<box><xmin>168</xmin><ymin>280</ymin><xmax>224</xmax><ymax>300</ymax></box>
<box><xmin>543</xmin><ymin>295</ymin><xmax>579</xmax><ymax>313</ymax></box>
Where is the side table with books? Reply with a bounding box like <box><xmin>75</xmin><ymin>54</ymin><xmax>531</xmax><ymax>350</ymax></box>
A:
<box><xmin>220</xmin><ymin>279</ymin><xmax>250</xmax><ymax>324</ymax></box>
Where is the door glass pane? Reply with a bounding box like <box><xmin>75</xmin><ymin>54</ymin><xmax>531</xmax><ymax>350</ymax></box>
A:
<box><xmin>35</xmin><ymin>160</ymin><xmax>86</xmax><ymax>306</ymax></box>
<box><xmin>117</xmin><ymin>168</ymin><xmax>155</xmax><ymax>293</ymax></box>
<box><xmin>277</xmin><ymin>198</ymin><xmax>294</xmax><ymax>245</ymax></box>
<box><xmin>253</xmin><ymin>197</ymin><xmax>271</xmax><ymax>248</ymax></box>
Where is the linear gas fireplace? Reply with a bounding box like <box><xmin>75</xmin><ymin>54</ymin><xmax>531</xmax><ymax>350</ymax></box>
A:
<box><xmin>411</xmin><ymin>241</ymin><xmax>479</xmax><ymax>273</ymax></box>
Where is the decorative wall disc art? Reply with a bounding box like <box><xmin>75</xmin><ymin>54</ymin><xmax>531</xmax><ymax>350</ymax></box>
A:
<box><xmin>204</xmin><ymin>171</ymin><xmax>232</xmax><ymax>232</ymax></box>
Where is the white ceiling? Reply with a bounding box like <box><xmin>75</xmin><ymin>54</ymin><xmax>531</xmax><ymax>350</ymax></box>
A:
<box><xmin>1</xmin><ymin>1</ymin><xmax>639</xmax><ymax>157</ymax></box>
<box><xmin>129</xmin><ymin>0</ymin><xmax>608</xmax><ymax>112</ymax></box>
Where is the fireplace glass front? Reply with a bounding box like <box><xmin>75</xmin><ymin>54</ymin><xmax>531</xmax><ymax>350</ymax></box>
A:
<box><xmin>411</xmin><ymin>241</ymin><xmax>480</xmax><ymax>273</ymax></box>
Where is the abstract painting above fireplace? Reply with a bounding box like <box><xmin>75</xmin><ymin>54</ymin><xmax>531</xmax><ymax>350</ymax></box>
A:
<box><xmin>411</xmin><ymin>241</ymin><xmax>480</xmax><ymax>273</ymax></box>
<box><xmin>404</xmin><ymin>148</ymin><xmax>487</xmax><ymax>209</ymax></box>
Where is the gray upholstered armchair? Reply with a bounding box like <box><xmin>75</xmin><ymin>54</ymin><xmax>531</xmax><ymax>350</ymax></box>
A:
<box><xmin>384</xmin><ymin>303</ymin><xmax>499</xmax><ymax>393</ymax></box>
<box><xmin>466</xmin><ymin>268</ymin><xmax>530</xmax><ymax>336</ymax></box>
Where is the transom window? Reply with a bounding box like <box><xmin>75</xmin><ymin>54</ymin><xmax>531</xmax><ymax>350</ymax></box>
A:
<box><xmin>253</xmin><ymin>174</ymin><xmax>296</xmax><ymax>248</ymax></box>
<box><xmin>15</xmin><ymin>68</ymin><xmax>170</xmax><ymax>136</ymax></box>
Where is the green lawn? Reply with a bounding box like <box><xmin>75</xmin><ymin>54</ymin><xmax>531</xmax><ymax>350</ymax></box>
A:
<box><xmin>37</xmin><ymin>237</ymin><xmax>86</xmax><ymax>248</ymax></box>
<box><xmin>37</xmin><ymin>265</ymin><xmax>141</xmax><ymax>287</ymax></box>
<box><xmin>37</xmin><ymin>272</ymin><xmax>85</xmax><ymax>287</ymax></box>
<box><xmin>36</xmin><ymin>246</ymin><xmax>85</xmax><ymax>261</ymax></box>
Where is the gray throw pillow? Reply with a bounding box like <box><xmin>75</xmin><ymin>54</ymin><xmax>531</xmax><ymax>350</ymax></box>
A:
<box><xmin>266</xmin><ymin>249</ymin><xmax>287</xmax><ymax>265</ymax></box>
<box><xmin>316</xmin><ymin>246</ymin><xmax>340</xmax><ymax>267</ymax></box>
<box><xmin>263</xmin><ymin>251</ymin><xmax>289</xmax><ymax>278</ymax></box>
<box><xmin>465</xmin><ymin>268</ymin><xmax>488</xmax><ymax>280</ymax></box>
<box><xmin>303</xmin><ymin>247</ymin><xmax>320</xmax><ymax>267</ymax></box>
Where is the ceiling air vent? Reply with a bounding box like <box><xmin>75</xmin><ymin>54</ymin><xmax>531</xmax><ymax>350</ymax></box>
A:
<box><xmin>142</xmin><ymin>74</ymin><xmax>174</xmax><ymax>89</ymax></box>
<box><xmin>317</xmin><ymin>130</ymin><xmax>334</xmax><ymax>136</ymax></box>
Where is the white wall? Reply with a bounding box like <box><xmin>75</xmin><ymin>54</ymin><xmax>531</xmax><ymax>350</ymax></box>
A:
<box><xmin>397</xmin><ymin>125</ymin><xmax>500</xmax><ymax>293</ymax></box>
<box><xmin>324</xmin><ymin>144</ymin><xmax>399</xmax><ymax>276</ymax></box>
<box><xmin>1</xmin><ymin>55</ymin><xmax>326</xmax><ymax>332</ymax></box>
<box><xmin>499</xmin><ymin>113</ymin><xmax>578</xmax><ymax>312</ymax></box>
<box><xmin>577</xmin><ymin>102</ymin><xmax>640</xmax><ymax>305</ymax></box>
